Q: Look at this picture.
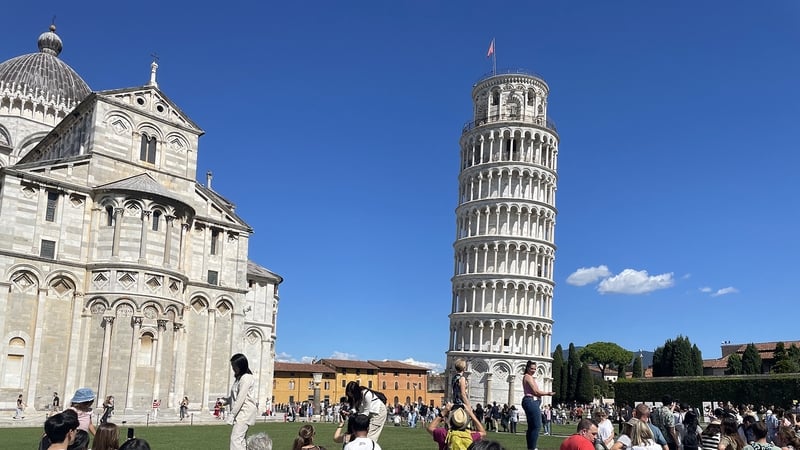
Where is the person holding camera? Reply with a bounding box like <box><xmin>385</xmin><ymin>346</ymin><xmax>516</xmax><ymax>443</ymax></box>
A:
<box><xmin>344</xmin><ymin>381</ymin><xmax>387</xmax><ymax>443</ymax></box>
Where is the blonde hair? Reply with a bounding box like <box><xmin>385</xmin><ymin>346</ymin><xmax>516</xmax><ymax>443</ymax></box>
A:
<box><xmin>629</xmin><ymin>418</ymin><xmax>655</xmax><ymax>446</ymax></box>
<box><xmin>455</xmin><ymin>359</ymin><xmax>467</xmax><ymax>372</ymax></box>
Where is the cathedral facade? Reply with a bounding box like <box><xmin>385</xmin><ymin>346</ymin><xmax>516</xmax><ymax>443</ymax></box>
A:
<box><xmin>0</xmin><ymin>26</ymin><xmax>281</xmax><ymax>413</ymax></box>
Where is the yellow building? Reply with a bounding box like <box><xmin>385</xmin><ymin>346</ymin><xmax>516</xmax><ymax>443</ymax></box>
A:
<box><xmin>272</xmin><ymin>362</ymin><xmax>336</xmax><ymax>407</ymax></box>
<box><xmin>369</xmin><ymin>360</ymin><xmax>430</xmax><ymax>406</ymax></box>
<box><xmin>317</xmin><ymin>358</ymin><xmax>381</xmax><ymax>403</ymax></box>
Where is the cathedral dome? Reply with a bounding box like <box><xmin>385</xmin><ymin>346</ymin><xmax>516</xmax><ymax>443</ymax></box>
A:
<box><xmin>0</xmin><ymin>25</ymin><xmax>91</xmax><ymax>104</ymax></box>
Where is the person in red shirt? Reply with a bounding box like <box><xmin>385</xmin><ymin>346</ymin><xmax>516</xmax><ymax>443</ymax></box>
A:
<box><xmin>560</xmin><ymin>418</ymin><xmax>599</xmax><ymax>450</ymax></box>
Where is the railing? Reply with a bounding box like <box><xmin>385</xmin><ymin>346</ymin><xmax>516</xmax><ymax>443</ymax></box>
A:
<box><xmin>475</xmin><ymin>68</ymin><xmax>546</xmax><ymax>84</ymax></box>
<box><xmin>462</xmin><ymin>114</ymin><xmax>558</xmax><ymax>133</ymax></box>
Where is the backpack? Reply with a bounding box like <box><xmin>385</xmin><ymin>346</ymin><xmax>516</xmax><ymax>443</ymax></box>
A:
<box><xmin>365</xmin><ymin>388</ymin><xmax>387</xmax><ymax>404</ymax></box>
<box><xmin>445</xmin><ymin>430</ymin><xmax>473</xmax><ymax>450</ymax></box>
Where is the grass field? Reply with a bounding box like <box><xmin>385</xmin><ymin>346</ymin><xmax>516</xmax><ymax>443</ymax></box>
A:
<box><xmin>5</xmin><ymin>421</ymin><xmax>579</xmax><ymax>449</ymax></box>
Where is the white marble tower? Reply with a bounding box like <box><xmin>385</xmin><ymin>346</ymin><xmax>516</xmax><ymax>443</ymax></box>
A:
<box><xmin>446</xmin><ymin>70</ymin><xmax>559</xmax><ymax>410</ymax></box>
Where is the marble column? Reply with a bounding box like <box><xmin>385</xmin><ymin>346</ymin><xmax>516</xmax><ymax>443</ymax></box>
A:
<box><xmin>201</xmin><ymin>308</ymin><xmax>216</xmax><ymax>412</ymax></box>
<box><xmin>26</xmin><ymin>287</ymin><xmax>48</xmax><ymax>411</ymax></box>
<box><xmin>139</xmin><ymin>210</ymin><xmax>151</xmax><ymax>263</ymax></box>
<box><xmin>112</xmin><ymin>208</ymin><xmax>124</xmax><ymax>258</ymax></box>
<box><xmin>125</xmin><ymin>316</ymin><xmax>143</xmax><ymax>411</ymax></box>
<box><xmin>507</xmin><ymin>374</ymin><xmax>516</xmax><ymax>406</ymax></box>
<box><xmin>152</xmin><ymin>319</ymin><xmax>167</xmax><ymax>405</ymax></box>
<box><xmin>97</xmin><ymin>315</ymin><xmax>115</xmax><ymax>402</ymax></box>
<box><xmin>163</xmin><ymin>216</ymin><xmax>174</xmax><ymax>266</ymax></box>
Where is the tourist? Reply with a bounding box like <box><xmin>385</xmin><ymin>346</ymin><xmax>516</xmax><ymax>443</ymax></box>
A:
<box><xmin>766</xmin><ymin>410</ymin><xmax>780</xmax><ymax>444</ymax></box>
<box><xmin>14</xmin><ymin>393</ymin><xmax>25</xmax><ymax>419</ymax></box>
<box><xmin>226</xmin><ymin>353</ymin><xmax>258</xmax><ymax>450</ymax></box>
<box><xmin>594</xmin><ymin>408</ymin><xmax>615</xmax><ymax>450</ymax></box>
<box><xmin>682</xmin><ymin>410</ymin><xmax>702</xmax><ymax>450</ymax></box>
<box><xmin>118</xmin><ymin>439</ymin><xmax>150</xmax><ymax>450</ymax></box>
<box><xmin>560</xmin><ymin>418</ymin><xmax>600</xmax><ymax>450</ymax></box>
<box><xmin>744</xmin><ymin>421</ymin><xmax>780</xmax><ymax>450</ymax></box>
<box><xmin>719</xmin><ymin>416</ymin><xmax>746</xmax><ymax>450</ymax></box>
<box><xmin>509</xmin><ymin>405</ymin><xmax>519</xmax><ymax>434</ymax></box>
<box><xmin>774</xmin><ymin>426</ymin><xmax>800</xmax><ymax>450</ymax></box>
<box><xmin>521</xmin><ymin>360</ymin><xmax>555</xmax><ymax>450</ymax></box>
<box><xmin>739</xmin><ymin>415</ymin><xmax>757</xmax><ymax>445</ymax></box>
<box><xmin>452</xmin><ymin>359</ymin><xmax>472</xmax><ymax>412</ymax></box>
<box><xmin>180</xmin><ymin>396</ymin><xmax>189</xmax><ymax>421</ymax></box>
<box><xmin>92</xmin><ymin>422</ymin><xmax>119</xmax><ymax>450</ymax></box>
<box><xmin>345</xmin><ymin>381</ymin><xmax>388</xmax><ymax>442</ymax></box>
<box><xmin>43</xmin><ymin>410</ymin><xmax>80</xmax><ymax>450</ymax></box>
<box><xmin>69</xmin><ymin>430</ymin><xmax>90</xmax><ymax>450</ymax></box>
<box><xmin>634</xmin><ymin>403</ymin><xmax>669</xmax><ymax>450</ymax></box>
<box><xmin>344</xmin><ymin>414</ymin><xmax>383</xmax><ymax>450</ymax></box>
<box><xmin>292</xmin><ymin>424</ymin><xmax>326</xmax><ymax>450</ymax></box>
<box><xmin>333</xmin><ymin>409</ymin><xmax>355</xmax><ymax>448</ymax></box>
<box><xmin>151</xmin><ymin>399</ymin><xmax>160</xmax><ymax>422</ymax></box>
<box><xmin>100</xmin><ymin>396</ymin><xmax>114</xmax><ymax>424</ymax></box>
<box><xmin>426</xmin><ymin>402</ymin><xmax>486</xmax><ymax>450</ymax></box>
<box><xmin>544</xmin><ymin>404</ymin><xmax>553</xmax><ymax>435</ymax></box>
<box><xmin>246</xmin><ymin>433</ymin><xmax>273</xmax><ymax>450</ymax></box>
<box><xmin>69</xmin><ymin>388</ymin><xmax>97</xmax><ymax>436</ymax></box>
<box><xmin>651</xmin><ymin>396</ymin><xmax>679</xmax><ymax>450</ymax></box>
<box><xmin>474</xmin><ymin>403</ymin><xmax>485</xmax><ymax>425</ymax></box>
<box><xmin>701</xmin><ymin>416</ymin><xmax>722</xmax><ymax>450</ymax></box>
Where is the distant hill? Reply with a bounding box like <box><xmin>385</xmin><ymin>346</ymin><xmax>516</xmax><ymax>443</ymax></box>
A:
<box><xmin>560</xmin><ymin>347</ymin><xmax>654</xmax><ymax>369</ymax></box>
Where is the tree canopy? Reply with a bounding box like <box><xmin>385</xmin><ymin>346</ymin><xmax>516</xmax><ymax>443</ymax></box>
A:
<box><xmin>552</xmin><ymin>345</ymin><xmax>564</xmax><ymax>404</ymax></box>
<box><xmin>741</xmin><ymin>343</ymin><xmax>762</xmax><ymax>374</ymax></box>
<box><xmin>580</xmin><ymin>342</ymin><xmax>632</xmax><ymax>379</ymax></box>
<box><xmin>653</xmin><ymin>335</ymin><xmax>701</xmax><ymax>377</ymax></box>
<box><xmin>726</xmin><ymin>353</ymin><xmax>742</xmax><ymax>375</ymax></box>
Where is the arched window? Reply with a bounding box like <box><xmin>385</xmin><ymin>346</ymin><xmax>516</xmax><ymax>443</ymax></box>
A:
<box><xmin>406</xmin><ymin>382</ymin><xmax>410</xmax><ymax>389</ymax></box>
<box><xmin>491</xmin><ymin>90</ymin><xmax>500</xmax><ymax>106</ymax></box>
<box><xmin>4</xmin><ymin>337</ymin><xmax>26</xmax><ymax>387</ymax></box>
<box><xmin>106</xmin><ymin>205</ymin><xmax>114</xmax><ymax>227</ymax></box>
<box><xmin>140</xmin><ymin>134</ymin><xmax>157</xmax><ymax>164</ymax></box>
<box><xmin>152</xmin><ymin>210</ymin><xmax>161</xmax><ymax>231</ymax></box>
<box><xmin>394</xmin><ymin>382</ymin><xmax>398</xmax><ymax>390</ymax></box>
<box><xmin>382</xmin><ymin>381</ymin><xmax>386</xmax><ymax>390</ymax></box>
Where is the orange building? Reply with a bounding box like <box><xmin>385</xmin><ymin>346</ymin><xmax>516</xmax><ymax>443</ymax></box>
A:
<box><xmin>317</xmin><ymin>358</ymin><xmax>380</xmax><ymax>403</ymax></box>
<box><xmin>272</xmin><ymin>362</ymin><xmax>336</xmax><ymax>407</ymax></box>
<box><xmin>368</xmin><ymin>360</ymin><xmax>429</xmax><ymax>406</ymax></box>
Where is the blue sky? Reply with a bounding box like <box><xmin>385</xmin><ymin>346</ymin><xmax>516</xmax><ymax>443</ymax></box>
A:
<box><xmin>3</xmin><ymin>1</ymin><xmax>799</xmax><ymax>373</ymax></box>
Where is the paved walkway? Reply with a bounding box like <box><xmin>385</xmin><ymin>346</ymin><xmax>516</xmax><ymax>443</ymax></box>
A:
<box><xmin>0</xmin><ymin>409</ymin><xmax>287</xmax><ymax>428</ymax></box>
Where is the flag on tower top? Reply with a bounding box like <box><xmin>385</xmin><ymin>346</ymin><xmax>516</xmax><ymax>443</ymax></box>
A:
<box><xmin>487</xmin><ymin>38</ymin><xmax>495</xmax><ymax>58</ymax></box>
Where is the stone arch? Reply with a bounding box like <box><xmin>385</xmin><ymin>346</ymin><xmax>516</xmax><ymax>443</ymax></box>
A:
<box><xmin>112</xmin><ymin>299</ymin><xmax>137</xmax><ymax>317</ymax></box>
<box><xmin>13</xmin><ymin>131</ymin><xmax>48</xmax><ymax>158</ymax></box>
<box><xmin>104</xmin><ymin>112</ymin><xmax>133</xmax><ymax>136</ymax></box>
<box><xmin>88</xmin><ymin>297</ymin><xmax>109</xmax><ymax>315</ymax></box>
<box><xmin>8</xmin><ymin>268</ymin><xmax>40</xmax><ymax>294</ymax></box>
<box><xmin>188</xmin><ymin>294</ymin><xmax>209</xmax><ymax>314</ymax></box>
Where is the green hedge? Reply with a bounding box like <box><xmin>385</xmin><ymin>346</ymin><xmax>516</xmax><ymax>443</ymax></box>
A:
<box><xmin>614</xmin><ymin>374</ymin><xmax>800</xmax><ymax>407</ymax></box>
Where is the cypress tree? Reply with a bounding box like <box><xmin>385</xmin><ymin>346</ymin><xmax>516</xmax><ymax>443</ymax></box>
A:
<box><xmin>632</xmin><ymin>354</ymin><xmax>643</xmax><ymax>378</ymax></box>
<box><xmin>673</xmin><ymin>335</ymin><xmax>693</xmax><ymax>376</ymax></box>
<box><xmin>692</xmin><ymin>344</ymin><xmax>704</xmax><ymax>376</ymax></box>
<box><xmin>552</xmin><ymin>345</ymin><xmax>564</xmax><ymax>404</ymax></box>
<box><xmin>741</xmin><ymin>343</ymin><xmax>762</xmax><ymax>374</ymax></box>
<box><xmin>576</xmin><ymin>363</ymin><xmax>594</xmax><ymax>404</ymax></box>
<box><xmin>567</xmin><ymin>343</ymin><xmax>580</xmax><ymax>402</ymax></box>
<box><xmin>726</xmin><ymin>353</ymin><xmax>742</xmax><ymax>375</ymax></box>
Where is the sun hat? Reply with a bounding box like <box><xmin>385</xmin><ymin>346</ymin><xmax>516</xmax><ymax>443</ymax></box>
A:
<box><xmin>450</xmin><ymin>408</ymin><xmax>469</xmax><ymax>429</ymax></box>
<box><xmin>71</xmin><ymin>388</ymin><xmax>95</xmax><ymax>403</ymax></box>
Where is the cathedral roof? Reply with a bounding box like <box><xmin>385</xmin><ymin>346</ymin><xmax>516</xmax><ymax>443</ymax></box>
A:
<box><xmin>247</xmin><ymin>260</ymin><xmax>283</xmax><ymax>283</ymax></box>
<box><xmin>95</xmin><ymin>173</ymin><xmax>182</xmax><ymax>200</ymax></box>
<box><xmin>0</xmin><ymin>25</ymin><xmax>91</xmax><ymax>105</ymax></box>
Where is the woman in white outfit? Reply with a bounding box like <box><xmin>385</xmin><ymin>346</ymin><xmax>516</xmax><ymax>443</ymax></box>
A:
<box><xmin>227</xmin><ymin>353</ymin><xmax>257</xmax><ymax>450</ymax></box>
<box><xmin>345</xmin><ymin>381</ymin><xmax>387</xmax><ymax>443</ymax></box>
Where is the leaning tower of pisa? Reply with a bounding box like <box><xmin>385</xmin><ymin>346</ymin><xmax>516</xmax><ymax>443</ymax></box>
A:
<box><xmin>445</xmin><ymin>69</ymin><xmax>559</xmax><ymax>410</ymax></box>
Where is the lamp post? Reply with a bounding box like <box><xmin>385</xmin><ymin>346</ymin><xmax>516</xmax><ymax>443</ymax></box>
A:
<box><xmin>412</xmin><ymin>383</ymin><xmax>417</xmax><ymax>405</ymax></box>
<box><xmin>312</xmin><ymin>372</ymin><xmax>322</xmax><ymax>421</ymax></box>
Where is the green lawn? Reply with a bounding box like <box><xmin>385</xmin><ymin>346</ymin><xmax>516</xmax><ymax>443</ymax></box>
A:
<box><xmin>6</xmin><ymin>421</ymin><xmax>580</xmax><ymax>449</ymax></box>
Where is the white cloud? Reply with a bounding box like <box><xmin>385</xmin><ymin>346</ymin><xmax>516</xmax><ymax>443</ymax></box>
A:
<box><xmin>699</xmin><ymin>287</ymin><xmax>712</xmax><ymax>293</ymax></box>
<box><xmin>400</xmin><ymin>358</ymin><xmax>443</xmax><ymax>374</ymax></box>
<box><xmin>275</xmin><ymin>352</ymin><xmax>295</xmax><ymax>362</ymax></box>
<box><xmin>566</xmin><ymin>265</ymin><xmax>612</xmax><ymax>286</ymax></box>
<box><xmin>597</xmin><ymin>269</ymin><xmax>674</xmax><ymax>294</ymax></box>
<box><xmin>682</xmin><ymin>273</ymin><xmax>692</xmax><ymax>280</ymax></box>
<box><xmin>330</xmin><ymin>351</ymin><xmax>358</xmax><ymax>360</ymax></box>
<box><xmin>711</xmin><ymin>287</ymin><xmax>739</xmax><ymax>297</ymax></box>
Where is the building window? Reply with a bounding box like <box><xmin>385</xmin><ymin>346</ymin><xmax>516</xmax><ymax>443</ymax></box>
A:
<box><xmin>382</xmin><ymin>381</ymin><xmax>386</xmax><ymax>390</ymax></box>
<box><xmin>341</xmin><ymin>380</ymin><xmax>346</xmax><ymax>388</ymax></box>
<box><xmin>207</xmin><ymin>270</ymin><xmax>218</xmax><ymax>285</ymax></box>
<box><xmin>406</xmin><ymin>382</ymin><xmax>410</xmax><ymax>389</ymax></box>
<box><xmin>140</xmin><ymin>134</ymin><xmax>157</xmax><ymax>163</ymax></box>
<box><xmin>491</xmin><ymin>91</ymin><xmax>500</xmax><ymax>106</ymax></box>
<box><xmin>210</xmin><ymin>229</ymin><xmax>219</xmax><ymax>255</ymax></box>
<box><xmin>106</xmin><ymin>206</ymin><xmax>115</xmax><ymax>226</ymax></box>
<box><xmin>40</xmin><ymin>240</ymin><xmax>56</xmax><ymax>259</ymax></box>
<box><xmin>394</xmin><ymin>382</ymin><xmax>398</xmax><ymax>390</ymax></box>
<box><xmin>288</xmin><ymin>380</ymin><xmax>295</xmax><ymax>390</ymax></box>
<box><xmin>324</xmin><ymin>381</ymin><xmax>330</xmax><ymax>390</ymax></box>
<box><xmin>368</xmin><ymin>380</ymin><xmax>373</xmax><ymax>388</ymax></box>
<box><xmin>152</xmin><ymin>211</ymin><xmax>161</xmax><ymax>231</ymax></box>
<box><xmin>45</xmin><ymin>191</ymin><xmax>58</xmax><ymax>222</ymax></box>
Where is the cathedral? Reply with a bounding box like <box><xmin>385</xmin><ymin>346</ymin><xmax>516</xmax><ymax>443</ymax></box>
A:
<box><xmin>0</xmin><ymin>26</ymin><xmax>281</xmax><ymax>413</ymax></box>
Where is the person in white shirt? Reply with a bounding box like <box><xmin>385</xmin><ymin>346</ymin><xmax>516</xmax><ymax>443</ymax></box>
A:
<box><xmin>344</xmin><ymin>382</ymin><xmax>387</xmax><ymax>442</ymax></box>
<box><xmin>344</xmin><ymin>414</ymin><xmax>383</xmax><ymax>450</ymax></box>
<box><xmin>226</xmin><ymin>353</ymin><xmax>258</xmax><ymax>450</ymax></box>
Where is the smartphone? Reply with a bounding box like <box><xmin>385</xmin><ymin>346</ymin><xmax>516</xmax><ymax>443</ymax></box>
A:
<box><xmin>127</xmin><ymin>428</ymin><xmax>135</xmax><ymax>440</ymax></box>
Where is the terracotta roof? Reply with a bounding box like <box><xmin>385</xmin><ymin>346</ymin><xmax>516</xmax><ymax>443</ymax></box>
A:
<box><xmin>274</xmin><ymin>362</ymin><xmax>335</xmax><ymax>374</ymax></box>
<box><xmin>366</xmin><ymin>360</ymin><xmax>429</xmax><ymax>372</ymax></box>
<box><xmin>703</xmin><ymin>357</ymin><xmax>729</xmax><ymax>369</ymax></box>
<box><xmin>318</xmin><ymin>359</ymin><xmax>379</xmax><ymax>370</ymax></box>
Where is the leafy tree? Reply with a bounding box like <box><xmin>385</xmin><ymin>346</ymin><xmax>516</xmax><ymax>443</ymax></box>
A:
<box><xmin>741</xmin><ymin>343</ymin><xmax>762</xmax><ymax>374</ymax></box>
<box><xmin>787</xmin><ymin>344</ymin><xmax>800</xmax><ymax>368</ymax></box>
<box><xmin>617</xmin><ymin>363</ymin><xmax>626</xmax><ymax>379</ymax></box>
<box><xmin>580</xmin><ymin>342</ymin><xmax>632</xmax><ymax>379</ymax></box>
<box><xmin>632</xmin><ymin>354</ymin><xmax>644</xmax><ymax>378</ymax></box>
<box><xmin>692</xmin><ymin>344</ymin><xmax>704</xmax><ymax>376</ymax></box>
<box><xmin>576</xmin><ymin>363</ymin><xmax>594</xmax><ymax>404</ymax></box>
<box><xmin>567</xmin><ymin>343</ymin><xmax>581</xmax><ymax>402</ymax></box>
<box><xmin>653</xmin><ymin>335</ymin><xmax>699</xmax><ymax>376</ymax></box>
<box><xmin>726</xmin><ymin>353</ymin><xmax>742</xmax><ymax>375</ymax></box>
<box><xmin>552</xmin><ymin>345</ymin><xmax>564</xmax><ymax>403</ymax></box>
